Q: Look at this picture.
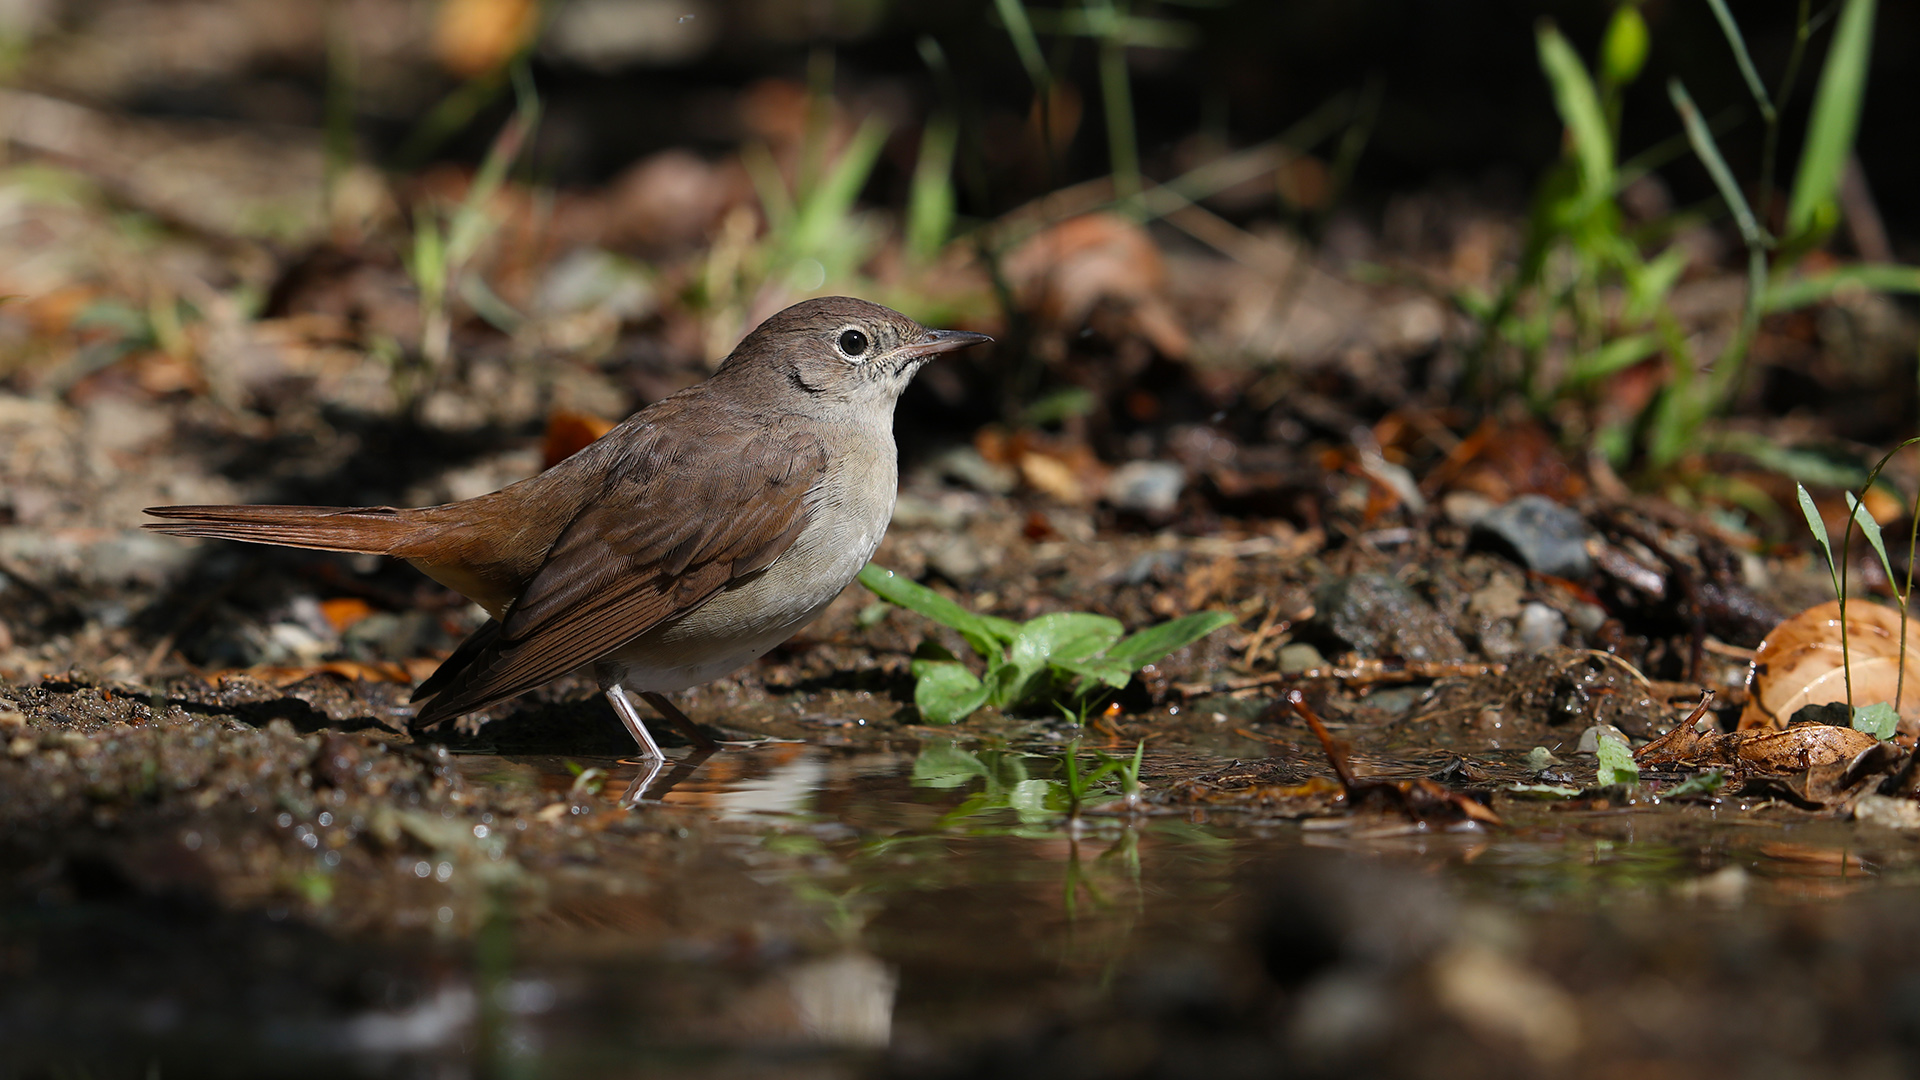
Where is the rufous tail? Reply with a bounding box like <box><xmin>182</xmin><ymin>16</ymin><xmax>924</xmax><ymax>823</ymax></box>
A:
<box><xmin>142</xmin><ymin>505</ymin><xmax>427</xmax><ymax>556</ymax></box>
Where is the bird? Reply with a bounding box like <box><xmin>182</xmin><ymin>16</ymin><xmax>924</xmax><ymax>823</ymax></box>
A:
<box><xmin>146</xmin><ymin>296</ymin><xmax>991</xmax><ymax>766</ymax></box>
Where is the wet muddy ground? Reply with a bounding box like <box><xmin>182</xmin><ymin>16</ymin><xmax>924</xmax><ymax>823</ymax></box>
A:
<box><xmin>7</xmin><ymin>502</ymin><xmax>1920</xmax><ymax>1079</ymax></box>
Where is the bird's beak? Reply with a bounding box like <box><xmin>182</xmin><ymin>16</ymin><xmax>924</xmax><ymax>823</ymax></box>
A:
<box><xmin>897</xmin><ymin>327</ymin><xmax>994</xmax><ymax>361</ymax></box>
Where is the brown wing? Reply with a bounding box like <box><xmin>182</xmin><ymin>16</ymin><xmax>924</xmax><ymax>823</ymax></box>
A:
<box><xmin>412</xmin><ymin>413</ymin><xmax>828</xmax><ymax>725</ymax></box>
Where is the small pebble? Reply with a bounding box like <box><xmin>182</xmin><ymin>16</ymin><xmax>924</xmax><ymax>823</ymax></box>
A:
<box><xmin>1278</xmin><ymin>643</ymin><xmax>1327</xmax><ymax>675</ymax></box>
<box><xmin>1575</xmin><ymin>723</ymin><xmax>1630</xmax><ymax>755</ymax></box>
<box><xmin>1856</xmin><ymin>794</ymin><xmax>1920</xmax><ymax>830</ymax></box>
<box><xmin>1105</xmin><ymin>460</ymin><xmax>1186</xmax><ymax>515</ymax></box>
<box><xmin>1516</xmin><ymin>603</ymin><xmax>1567</xmax><ymax>652</ymax></box>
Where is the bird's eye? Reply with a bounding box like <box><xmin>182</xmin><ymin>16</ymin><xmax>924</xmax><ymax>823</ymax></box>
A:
<box><xmin>838</xmin><ymin>328</ymin><xmax>870</xmax><ymax>358</ymax></box>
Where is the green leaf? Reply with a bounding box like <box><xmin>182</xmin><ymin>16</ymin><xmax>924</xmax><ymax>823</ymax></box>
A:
<box><xmin>859</xmin><ymin>564</ymin><xmax>1018</xmax><ymax>657</ymax></box>
<box><xmin>1669</xmin><ymin>78</ymin><xmax>1769</xmax><ymax>250</ymax></box>
<box><xmin>1786</xmin><ymin>0</ymin><xmax>1877</xmax><ymax>240</ymax></box>
<box><xmin>1595</xmin><ymin>727</ymin><xmax>1639</xmax><ymax>787</ymax></box>
<box><xmin>1536</xmin><ymin>23</ymin><xmax>1614</xmax><ymax>203</ymax></box>
<box><xmin>1665</xmin><ymin>768</ymin><xmax>1727</xmax><ymax>798</ymax></box>
<box><xmin>1623</xmin><ymin>246</ymin><xmax>1689</xmax><ymax>322</ymax></box>
<box><xmin>1852</xmin><ymin>701</ymin><xmax>1898</xmax><ymax>740</ymax></box>
<box><xmin>1797</xmin><ymin>483</ymin><xmax>1837</xmax><ymax>576</ymax></box>
<box><xmin>1707</xmin><ymin>433</ymin><xmax>1871</xmax><ymax>489</ymax></box>
<box><xmin>985</xmin><ymin>658</ymin><xmax>1025</xmax><ymax>709</ymax></box>
<box><xmin>909</xmin><ymin>659</ymin><xmax>991</xmax><ymax>725</ymax></box>
<box><xmin>1846</xmin><ymin>491</ymin><xmax>1897</xmax><ymax>593</ymax></box>
<box><xmin>1761</xmin><ymin>263</ymin><xmax>1920</xmax><ymax>312</ymax></box>
<box><xmin>1012</xmin><ymin>613</ymin><xmax>1124</xmax><ymax>670</ymax></box>
<box><xmin>1105</xmin><ymin>610</ymin><xmax>1237</xmax><ymax>671</ymax></box>
<box><xmin>912</xmin><ymin>745</ymin><xmax>991</xmax><ymax>788</ymax></box>
<box><xmin>1601</xmin><ymin>4</ymin><xmax>1650</xmax><ymax>87</ymax></box>
<box><xmin>1567</xmin><ymin>333</ymin><xmax>1660</xmax><ymax>385</ymax></box>
<box><xmin>994</xmin><ymin>613</ymin><xmax>1125</xmax><ymax>709</ymax></box>
<box><xmin>1054</xmin><ymin>655</ymin><xmax>1136</xmax><ymax>691</ymax></box>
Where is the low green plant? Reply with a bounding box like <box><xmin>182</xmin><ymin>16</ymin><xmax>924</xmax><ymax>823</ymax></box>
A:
<box><xmin>860</xmin><ymin>564</ymin><xmax>1234</xmax><ymax>725</ymax></box>
<box><xmin>1793</xmin><ymin>436</ymin><xmax>1920</xmax><ymax>739</ymax></box>
<box><xmin>1471</xmin><ymin>0</ymin><xmax>1920</xmax><ymax>472</ymax></box>
<box><xmin>403</xmin><ymin>63</ymin><xmax>540</xmax><ymax>371</ymax></box>
<box><xmin>1594</xmin><ymin>725</ymin><xmax>1640</xmax><ymax>787</ymax></box>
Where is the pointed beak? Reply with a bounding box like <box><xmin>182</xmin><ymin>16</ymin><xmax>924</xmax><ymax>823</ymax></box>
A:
<box><xmin>897</xmin><ymin>327</ymin><xmax>994</xmax><ymax>361</ymax></box>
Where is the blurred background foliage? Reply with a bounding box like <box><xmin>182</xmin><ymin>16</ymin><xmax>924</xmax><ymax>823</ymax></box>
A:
<box><xmin>0</xmin><ymin>0</ymin><xmax>1917</xmax><ymax>513</ymax></box>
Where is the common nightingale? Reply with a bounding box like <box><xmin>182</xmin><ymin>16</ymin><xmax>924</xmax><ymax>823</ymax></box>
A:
<box><xmin>147</xmin><ymin>297</ymin><xmax>991</xmax><ymax>763</ymax></box>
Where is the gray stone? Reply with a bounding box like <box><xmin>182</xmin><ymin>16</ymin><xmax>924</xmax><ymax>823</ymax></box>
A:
<box><xmin>1105</xmin><ymin>460</ymin><xmax>1185</xmax><ymax>515</ymax></box>
<box><xmin>1470</xmin><ymin>495</ymin><xmax>1593</xmax><ymax>580</ymax></box>
<box><xmin>931</xmin><ymin>447</ymin><xmax>1018</xmax><ymax>495</ymax></box>
<box><xmin>927</xmin><ymin>535</ymin><xmax>987</xmax><ymax>584</ymax></box>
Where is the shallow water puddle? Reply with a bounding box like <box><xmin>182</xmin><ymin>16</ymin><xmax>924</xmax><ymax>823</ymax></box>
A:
<box><xmin>18</xmin><ymin>738</ymin><xmax>1920</xmax><ymax>1077</ymax></box>
<box><xmin>402</xmin><ymin>744</ymin><xmax>1920</xmax><ymax>1074</ymax></box>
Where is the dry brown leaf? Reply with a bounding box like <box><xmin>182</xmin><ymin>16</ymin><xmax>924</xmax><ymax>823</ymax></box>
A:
<box><xmin>542</xmin><ymin>409</ymin><xmax>616</xmax><ymax>470</ymax></box>
<box><xmin>1637</xmin><ymin>717</ymin><xmax>1881</xmax><ymax>774</ymax></box>
<box><xmin>1741</xmin><ymin>601</ymin><xmax>1920</xmax><ymax>734</ymax></box>
<box><xmin>1736</xmin><ymin>725</ymin><xmax>1883</xmax><ymax>771</ymax></box>
<box><xmin>319</xmin><ymin>597</ymin><xmax>375</xmax><ymax>633</ymax></box>
<box><xmin>1003</xmin><ymin>213</ymin><xmax>1189</xmax><ymax>358</ymax></box>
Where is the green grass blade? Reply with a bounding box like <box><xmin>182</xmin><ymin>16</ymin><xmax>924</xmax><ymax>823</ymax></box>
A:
<box><xmin>1786</xmin><ymin>0</ymin><xmax>1877</xmax><ymax>239</ymax></box>
<box><xmin>907</xmin><ymin>113</ymin><xmax>958</xmax><ymax>264</ymax></box>
<box><xmin>1798</xmin><ymin>482</ymin><xmax>1837</xmax><ymax>575</ymax></box>
<box><xmin>1761</xmin><ymin>263</ymin><xmax>1920</xmax><ymax>311</ymax></box>
<box><xmin>1704</xmin><ymin>0</ymin><xmax>1778</xmax><ymax>122</ymax></box>
<box><xmin>1568</xmin><ymin>333</ymin><xmax>1660</xmax><ymax>385</ymax></box>
<box><xmin>789</xmin><ymin>115</ymin><xmax>889</xmax><ymax>258</ymax></box>
<box><xmin>1093</xmin><ymin>0</ymin><xmax>1142</xmax><ymax>209</ymax></box>
<box><xmin>1668</xmin><ymin>78</ymin><xmax>1769</xmax><ymax>249</ymax></box>
<box><xmin>993</xmin><ymin>0</ymin><xmax>1051</xmax><ymax>93</ymax></box>
<box><xmin>741</xmin><ymin>142</ymin><xmax>795</xmax><ymax>230</ymax></box>
<box><xmin>1536</xmin><ymin>22</ymin><xmax>1614</xmax><ymax>202</ymax></box>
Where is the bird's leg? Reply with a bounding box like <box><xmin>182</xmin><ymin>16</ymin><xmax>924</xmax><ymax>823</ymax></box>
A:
<box><xmin>605</xmin><ymin>684</ymin><xmax>666</xmax><ymax>760</ymax></box>
<box><xmin>640</xmin><ymin>691</ymin><xmax>719</xmax><ymax>751</ymax></box>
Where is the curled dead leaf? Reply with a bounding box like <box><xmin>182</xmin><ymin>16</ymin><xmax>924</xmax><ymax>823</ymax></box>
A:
<box><xmin>1638</xmin><ymin>716</ymin><xmax>1881</xmax><ymax>774</ymax></box>
<box><xmin>1741</xmin><ymin>601</ymin><xmax>1920</xmax><ymax>736</ymax></box>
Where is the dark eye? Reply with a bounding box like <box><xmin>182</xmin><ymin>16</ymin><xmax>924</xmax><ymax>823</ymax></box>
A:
<box><xmin>838</xmin><ymin>328</ymin><xmax>870</xmax><ymax>357</ymax></box>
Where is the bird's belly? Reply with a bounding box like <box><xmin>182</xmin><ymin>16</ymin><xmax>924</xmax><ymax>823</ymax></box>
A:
<box><xmin>600</xmin><ymin>490</ymin><xmax>891</xmax><ymax>693</ymax></box>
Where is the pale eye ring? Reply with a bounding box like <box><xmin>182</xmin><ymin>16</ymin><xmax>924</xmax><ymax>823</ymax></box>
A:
<box><xmin>837</xmin><ymin>328</ymin><xmax>870</xmax><ymax>359</ymax></box>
